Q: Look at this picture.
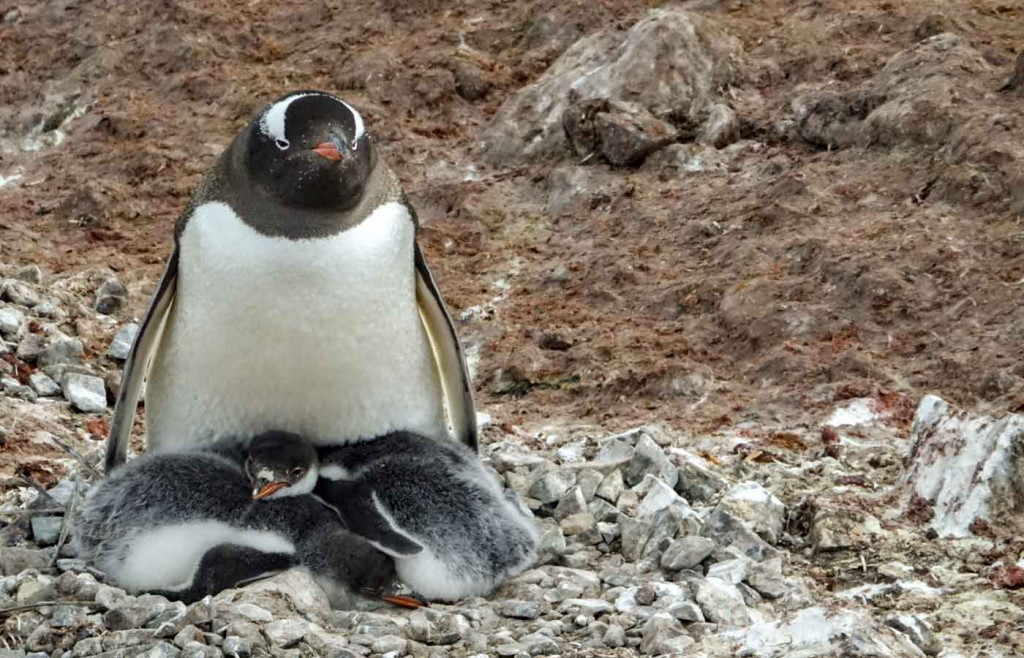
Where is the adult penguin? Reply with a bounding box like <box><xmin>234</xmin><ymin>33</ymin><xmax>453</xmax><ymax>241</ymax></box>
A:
<box><xmin>105</xmin><ymin>91</ymin><xmax>476</xmax><ymax>471</ymax></box>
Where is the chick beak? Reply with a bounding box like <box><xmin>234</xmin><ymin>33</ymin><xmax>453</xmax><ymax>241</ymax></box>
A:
<box><xmin>253</xmin><ymin>481</ymin><xmax>287</xmax><ymax>500</ymax></box>
<box><xmin>312</xmin><ymin>142</ymin><xmax>342</xmax><ymax>162</ymax></box>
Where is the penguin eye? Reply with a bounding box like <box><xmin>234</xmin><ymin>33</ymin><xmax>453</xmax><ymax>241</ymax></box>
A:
<box><xmin>290</xmin><ymin>467</ymin><xmax>304</xmax><ymax>478</ymax></box>
<box><xmin>275</xmin><ymin>138</ymin><xmax>290</xmax><ymax>150</ymax></box>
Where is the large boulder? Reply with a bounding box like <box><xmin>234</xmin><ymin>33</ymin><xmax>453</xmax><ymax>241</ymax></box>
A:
<box><xmin>480</xmin><ymin>8</ymin><xmax>745</xmax><ymax>165</ymax></box>
<box><xmin>899</xmin><ymin>395</ymin><xmax>1024</xmax><ymax>538</ymax></box>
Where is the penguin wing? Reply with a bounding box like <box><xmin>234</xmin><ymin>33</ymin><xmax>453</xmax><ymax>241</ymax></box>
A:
<box><xmin>414</xmin><ymin>243</ymin><xmax>479</xmax><ymax>452</ymax></box>
<box><xmin>105</xmin><ymin>246</ymin><xmax>179</xmax><ymax>473</ymax></box>
<box><xmin>313</xmin><ymin>477</ymin><xmax>424</xmax><ymax>558</ymax></box>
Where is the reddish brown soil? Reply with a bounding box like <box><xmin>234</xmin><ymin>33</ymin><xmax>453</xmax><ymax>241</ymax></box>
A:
<box><xmin>1</xmin><ymin>0</ymin><xmax>1022</xmax><ymax>453</ymax></box>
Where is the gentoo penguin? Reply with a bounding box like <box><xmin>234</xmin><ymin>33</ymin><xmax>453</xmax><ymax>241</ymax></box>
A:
<box><xmin>105</xmin><ymin>90</ymin><xmax>477</xmax><ymax>472</ymax></box>
<box><xmin>312</xmin><ymin>431</ymin><xmax>540</xmax><ymax>602</ymax></box>
<box><xmin>76</xmin><ymin>431</ymin><xmax>402</xmax><ymax>606</ymax></box>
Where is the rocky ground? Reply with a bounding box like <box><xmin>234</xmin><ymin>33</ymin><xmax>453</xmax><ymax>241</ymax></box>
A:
<box><xmin>2</xmin><ymin>0</ymin><xmax>1024</xmax><ymax>656</ymax></box>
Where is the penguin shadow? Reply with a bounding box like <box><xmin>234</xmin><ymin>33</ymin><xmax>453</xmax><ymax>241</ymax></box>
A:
<box><xmin>74</xmin><ymin>433</ymin><xmax>413</xmax><ymax>608</ymax></box>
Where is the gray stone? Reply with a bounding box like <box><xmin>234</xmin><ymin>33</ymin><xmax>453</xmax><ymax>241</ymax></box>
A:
<box><xmin>370</xmin><ymin>636</ymin><xmax>407</xmax><ymax>655</ymax></box>
<box><xmin>564</xmin><ymin>99</ymin><xmax>678</xmax><ymax>167</ymax></box>
<box><xmin>635</xmin><ymin>475</ymin><xmax>691</xmax><ymax>522</ymax></box>
<box><xmin>640</xmin><ymin>614</ymin><xmax>693</xmax><ymax>655</ymax></box>
<box><xmin>667</xmin><ymin>599</ymin><xmax>705</xmax><ymax>622</ymax></box>
<box><xmin>716</xmin><ymin>481</ymin><xmax>786</xmax><ymax>545</ymax></box>
<box><xmin>553</xmin><ymin>486</ymin><xmax>587</xmax><ymax>520</ymax></box>
<box><xmin>885</xmin><ymin>613</ymin><xmax>940</xmax><ymax>656</ymax></box>
<box><xmin>40</xmin><ymin>337</ymin><xmax>84</xmax><ymax>367</ymax></box>
<box><xmin>595</xmin><ymin>470</ymin><xmax>625</xmax><ymax>503</ymax></box>
<box><xmin>589</xmin><ymin>497</ymin><xmax>618</xmax><ymax>523</ymax></box>
<box><xmin>500</xmin><ymin>600</ymin><xmax>541</xmax><ymax>620</ymax></box>
<box><xmin>528</xmin><ymin>470</ymin><xmax>575</xmax><ymax>505</ymax></box>
<box><xmin>179</xmin><ymin>642</ymin><xmax>221</xmax><ymax>658</ymax></box>
<box><xmin>700</xmin><ymin>508</ymin><xmax>778</xmax><ymax>562</ymax></box>
<box><xmin>71</xmin><ymin>638</ymin><xmax>104</xmax><ymax>657</ymax></box>
<box><xmin>25</xmin><ymin>623</ymin><xmax>54</xmax><ymax>653</ymax></box>
<box><xmin>95</xmin><ymin>584</ymin><xmax>131</xmax><ymax>610</ymax></box>
<box><xmin>30</xmin><ymin>516</ymin><xmax>63</xmax><ymax>546</ymax></box>
<box><xmin>489</xmin><ymin>445</ymin><xmax>549</xmax><ymax>472</ymax></box>
<box><xmin>173</xmin><ymin>626</ymin><xmax>206</xmax><ymax>649</ymax></box>
<box><xmin>264</xmin><ymin>619</ymin><xmax>309</xmax><ymax>647</ymax></box>
<box><xmin>661</xmin><ymin>535</ymin><xmax>716</xmax><ymax>571</ymax></box>
<box><xmin>624</xmin><ymin>435</ymin><xmax>678</xmax><ymax>489</ymax></box>
<box><xmin>619</xmin><ymin>515</ymin><xmax>653</xmax><ymax>561</ymax></box>
<box><xmin>143</xmin><ymin>644</ymin><xmax>182</xmax><ymax>658</ymax></box>
<box><xmin>596</xmin><ymin>521</ymin><xmax>620</xmax><ymax>544</ymax></box>
<box><xmin>94</xmin><ymin>279</ymin><xmax>128</xmax><ymax>315</ymax></box>
<box><xmin>220</xmin><ymin>635</ymin><xmax>249</xmax><ymax>658</ymax></box>
<box><xmin>17</xmin><ymin>580</ymin><xmax>54</xmax><ymax>605</ymax></box>
<box><xmin>102</xmin><ymin>629</ymin><xmax>158</xmax><ymax>651</ymax></box>
<box><xmin>406</xmin><ymin>610</ymin><xmax>463</xmax><ymax>645</ymax></box>
<box><xmin>673</xmin><ymin>449</ymin><xmax>728</xmax><ymax>503</ymax></box>
<box><xmin>16</xmin><ymin>334</ymin><xmax>46</xmax><ymax>363</ymax></box>
<box><xmin>699</xmin><ymin>103</ymin><xmax>740</xmax><ymax>148</ymax></box>
<box><xmin>3</xmin><ymin>280</ymin><xmax>39</xmax><ymax>307</ymax></box>
<box><xmin>537</xmin><ymin>524</ymin><xmax>567</xmax><ymax>562</ymax></box>
<box><xmin>695</xmin><ymin>577</ymin><xmax>751</xmax><ymax>627</ymax></box>
<box><xmin>64</xmin><ymin>373</ymin><xmax>107</xmax><ymax>412</ymax></box>
<box><xmin>13</xmin><ymin>265</ymin><xmax>41</xmax><ymax>284</ymax></box>
<box><xmin>34</xmin><ymin>300</ymin><xmax>60</xmax><ymax>319</ymax></box>
<box><xmin>55</xmin><ymin>570</ymin><xmax>82</xmax><ymax>595</ymax></box>
<box><xmin>452</xmin><ymin>60</ymin><xmax>491</xmax><ymax>101</ymax></box>
<box><xmin>560</xmin><ymin>512</ymin><xmax>595</xmax><ymax>536</ymax></box>
<box><xmin>28</xmin><ymin>372</ymin><xmax>60</xmax><ymax>396</ymax></box>
<box><xmin>575</xmin><ymin>469</ymin><xmax>604</xmax><ymax>501</ymax></box>
<box><xmin>707</xmin><ymin>558</ymin><xmax>749</xmax><ymax>585</ymax></box>
<box><xmin>596</xmin><ymin>438</ymin><xmax>635</xmax><ymax>466</ymax></box>
<box><xmin>747</xmin><ymin>557</ymin><xmax>787</xmax><ymax>599</ymax></box>
<box><xmin>2</xmin><ymin>376</ymin><xmax>36</xmax><ymax>402</ymax></box>
<box><xmin>221</xmin><ymin>603</ymin><xmax>272</xmax><ymax>623</ymax></box>
<box><xmin>108</xmin><ymin>324</ymin><xmax>139</xmax><ymax>361</ymax></box>
<box><xmin>603</xmin><ymin>623</ymin><xmax>625</xmax><ymax>647</ymax></box>
<box><xmin>0</xmin><ymin>307</ymin><xmax>24</xmax><ymax>338</ymax></box>
<box><xmin>519</xmin><ymin>632</ymin><xmax>560</xmax><ymax>656</ymax></box>
<box><xmin>481</xmin><ymin>7</ymin><xmax>744</xmax><ymax>165</ymax></box>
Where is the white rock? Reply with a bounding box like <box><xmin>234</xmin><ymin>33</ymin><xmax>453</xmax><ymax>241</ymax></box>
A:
<box><xmin>899</xmin><ymin>395</ymin><xmax>1024</xmax><ymax>538</ymax></box>
<box><xmin>716</xmin><ymin>481</ymin><xmax>786</xmax><ymax>545</ymax></box>
<box><xmin>695</xmin><ymin>577</ymin><xmax>752</xmax><ymax>627</ymax></box>
<box><xmin>707</xmin><ymin>558</ymin><xmax>749</xmax><ymax>585</ymax></box>
<box><xmin>108</xmin><ymin>323</ymin><xmax>139</xmax><ymax>360</ymax></box>
<box><xmin>624</xmin><ymin>434</ymin><xmax>678</xmax><ymax>489</ymax></box>
<box><xmin>63</xmin><ymin>373</ymin><xmax>107</xmax><ymax>412</ymax></box>
<box><xmin>0</xmin><ymin>306</ymin><xmax>25</xmax><ymax>338</ymax></box>
<box><xmin>28</xmin><ymin>373</ymin><xmax>60</xmax><ymax>397</ymax></box>
<box><xmin>264</xmin><ymin>619</ymin><xmax>309</xmax><ymax>647</ymax></box>
<box><xmin>595</xmin><ymin>469</ymin><xmax>625</xmax><ymax>503</ymax></box>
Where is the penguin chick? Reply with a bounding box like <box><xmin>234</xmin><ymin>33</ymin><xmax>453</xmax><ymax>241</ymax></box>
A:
<box><xmin>313</xmin><ymin>431</ymin><xmax>540</xmax><ymax>602</ymax></box>
<box><xmin>76</xmin><ymin>433</ymin><xmax>395</xmax><ymax>606</ymax></box>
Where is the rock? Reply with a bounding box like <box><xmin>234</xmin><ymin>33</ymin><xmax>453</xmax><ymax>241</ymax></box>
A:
<box><xmin>17</xmin><ymin>580</ymin><xmax>54</xmax><ymax>606</ymax></box>
<box><xmin>95</xmin><ymin>584</ymin><xmax>132</xmax><ymax>610</ymax></box>
<box><xmin>595</xmin><ymin>470</ymin><xmax>625</xmax><ymax>503</ymax></box>
<box><xmin>0</xmin><ymin>307</ymin><xmax>24</xmax><ymax>338</ymax></box>
<box><xmin>222</xmin><ymin>603</ymin><xmax>272</xmax><ymax>623</ymax></box>
<box><xmin>16</xmin><ymin>334</ymin><xmax>46</xmax><ymax>363</ymax></box>
<box><xmin>173</xmin><ymin>626</ymin><xmax>206</xmax><ymax>649</ymax></box>
<box><xmin>698</xmin><ymin>103</ymin><xmax>740</xmax><ymax>148</ymax></box>
<box><xmin>406</xmin><ymin>610</ymin><xmax>463</xmax><ymax>645</ymax></box>
<box><xmin>603</xmin><ymin>623</ymin><xmax>625</xmax><ymax>647</ymax></box>
<box><xmin>2</xmin><ymin>376</ymin><xmax>36</xmax><ymax>402</ymax></box>
<box><xmin>667</xmin><ymin>599</ymin><xmax>705</xmax><ymax>622</ymax></box>
<box><xmin>553</xmin><ymin>486</ymin><xmax>587</xmax><ymax>520</ymax></box>
<box><xmin>747</xmin><ymin>557</ymin><xmax>787</xmax><ymax>599</ymax></box>
<box><xmin>635</xmin><ymin>476</ymin><xmax>695</xmax><ymax>525</ymax></box>
<box><xmin>519</xmin><ymin>632</ymin><xmax>559</xmax><ymax>656</ymax></box>
<box><xmin>40</xmin><ymin>337</ymin><xmax>84</xmax><ymax>367</ymax></box>
<box><xmin>94</xmin><ymin>278</ymin><xmax>128</xmax><ymax>315</ymax></box>
<box><xmin>219</xmin><ymin>636</ymin><xmax>248</xmax><ymax>658</ymax></box>
<box><xmin>500</xmin><ymin>600</ymin><xmax>541</xmax><ymax>620</ymax></box>
<box><xmin>695</xmin><ymin>577</ymin><xmax>751</xmax><ymax>627</ymax></box>
<box><xmin>564</xmin><ymin>99</ymin><xmax>678</xmax><ymax>167</ymax></box>
<box><xmin>619</xmin><ymin>515</ymin><xmax>653</xmax><ymax>561</ymax></box>
<box><xmin>2</xmin><ymin>280</ymin><xmax>39</xmax><ymax>307</ymax></box>
<box><xmin>716</xmin><ymin>481</ymin><xmax>786</xmax><ymax>545</ymax></box>
<box><xmin>640</xmin><ymin>614</ymin><xmax>694</xmax><ymax>655</ymax></box>
<box><xmin>179</xmin><ymin>642</ymin><xmax>221</xmax><ymax>658</ymax></box>
<box><xmin>809</xmin><ymin>505</ymin><xmax>886</xmax><ymax>552</ymax></box>
<box><xmin>370</xmin><ymin>636</ymin><xmax>407</xmax><ymax>655</ymax></box>
<box><xmin>574</xmin><ymin>469</ymin><xmax>604</xmax><ymax>501</ymax></box>
<box><xmin>707</xmin><ymin>558</ymin><xmax>749</xmax><ymax>585</ymax></box>
<box><xmin>589</xmin><ymin>497</ymin><xmax>618</xmax><ymax>523</ymax></box>
<box><xmin>30</xmin><ymin>516</ymin><xmax>63</xmax><ymax>546</ymax></box>
<box><xmin>28</xmin><ymin>372</ymin><xmax>60</xmax><ymax>397</ymax></box>
<box><xmin>560</xmin><ymin>513</ymin><xmax>595</xmax><ymax>536</ymax></box>
<box><xmin>452</xmin><ymin>60</ymin><xmax>491</xmax><ymax>101</ymax></box>
<box><xmin>108</xmin><ymin>323</ymin><xmax>139</xmax><ymax>360</ymax></box>
<box><xmin>661</xmin><ymin>536</ymin><xmax>716</xmax><ymax>571</ymax></box>
<box><xmin>624</xmin><ymin>434</ymin><xmax>678</xmax><ymax>489</ymax></box>
<box><xmin>264</xmin><ymin>619</ymin><xmax>309</xmax><ymax>648</ymax></box>
<box><xmin>700</xmin><ymin>508</ymin><xmax>778</xmax><ymax>562</ymax></box>
<box><xmin>481</xmin><ymin>7</ymin><xmax>745</xmax><ymax>165</ymax></box>
<box><xmin>64</xmin><ymin>373</ymin><xmax>108</xmax><ymax>412</ymax></box>
<box><xmin>899</xmin><ymin>395</ymin><xmax>1024</xmax><ymax>537</ymax></box>
<box><xmin>144</xmin><ymin>644</ymin><xmax>182</xmax><ymax>658</ymax></box>
<box><xmin>102</xmin><ymin>629</ymin><xmax>158</xmax><ymax>651</ymax></box>
<box><xmin>528</xmin><ymin>470</ymin><xmax>575</xmax><ymax>504</ymax></box>
<box><xmin>24</xmin><ymin>623</ymin><xmax>53</xmax><ymax>653</ymax></box>
<box><xmin>13</xmin><ymin>265</ymin><xmax>41</xmax><ymax>284</ymax></box>
<box><xmin>885</xmin><ymin>613</ymin><xmax>940</xmax><ymax>656</ymax></box>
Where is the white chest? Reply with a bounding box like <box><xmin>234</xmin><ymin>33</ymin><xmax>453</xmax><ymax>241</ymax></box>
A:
<box><xmin>146</xmin><ymin>201</ymin><xmax>445</xmax><ymax>447</ymax></box>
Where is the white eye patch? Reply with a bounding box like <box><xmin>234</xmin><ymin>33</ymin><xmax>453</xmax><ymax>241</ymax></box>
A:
<box><xmin>258</xmin><ymin>92</ymin><xmax>365</xmax><ymax>145</ymax></box>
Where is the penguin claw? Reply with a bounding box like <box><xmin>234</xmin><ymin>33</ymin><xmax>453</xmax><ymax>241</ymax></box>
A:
<box><xmin>380</xmin><ymin>594</ymin><xmax>426</xmax><ymax>609</ymax></box>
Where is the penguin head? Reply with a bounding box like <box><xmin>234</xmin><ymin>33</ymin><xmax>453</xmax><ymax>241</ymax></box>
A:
<box><xmin>244</xmin><ymin>91</ymin><xmax>373</xmax><ymax>211</ymax></box>
<box><xmin>245</xmin><ymin>430</ymin><xmax>320</xmax><ymax>500</ymax></box>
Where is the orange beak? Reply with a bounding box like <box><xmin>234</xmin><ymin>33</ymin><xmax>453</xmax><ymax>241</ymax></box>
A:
<box><xmin>312</xmin><ymin>142</ymin><xmax>342</xmax><ymax>161</ymax></box>
<box><xmin>253</xmin><ymin>482</ymin><xmax>287</xmax><ymax>500</ymax></box>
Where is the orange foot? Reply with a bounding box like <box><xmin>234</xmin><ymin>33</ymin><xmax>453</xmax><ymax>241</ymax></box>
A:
<box><xmin>381</xmin><ymin>594</ymin><xmax>426</xmax><ymax>609</ymax></box>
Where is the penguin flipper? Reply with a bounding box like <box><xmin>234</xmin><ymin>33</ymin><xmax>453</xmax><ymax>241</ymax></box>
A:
<box><xmin>314</xmin><ymin>477</ymin><xmax>424</xmax><ymax>559</ymax></box>
<box><xmin>414</xmin><ymin>242</ymin><xmax>478</xmax><ymax>452</ymax></box>
<box><xmin>105</xmin><ymin>246</ymin><xmax>179</xmax><ymax>473</ymax></box>
<box><xmin>150</xmin><ymin>543</ymin><xmax>296</xmax><ymax>603</ymax></box>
